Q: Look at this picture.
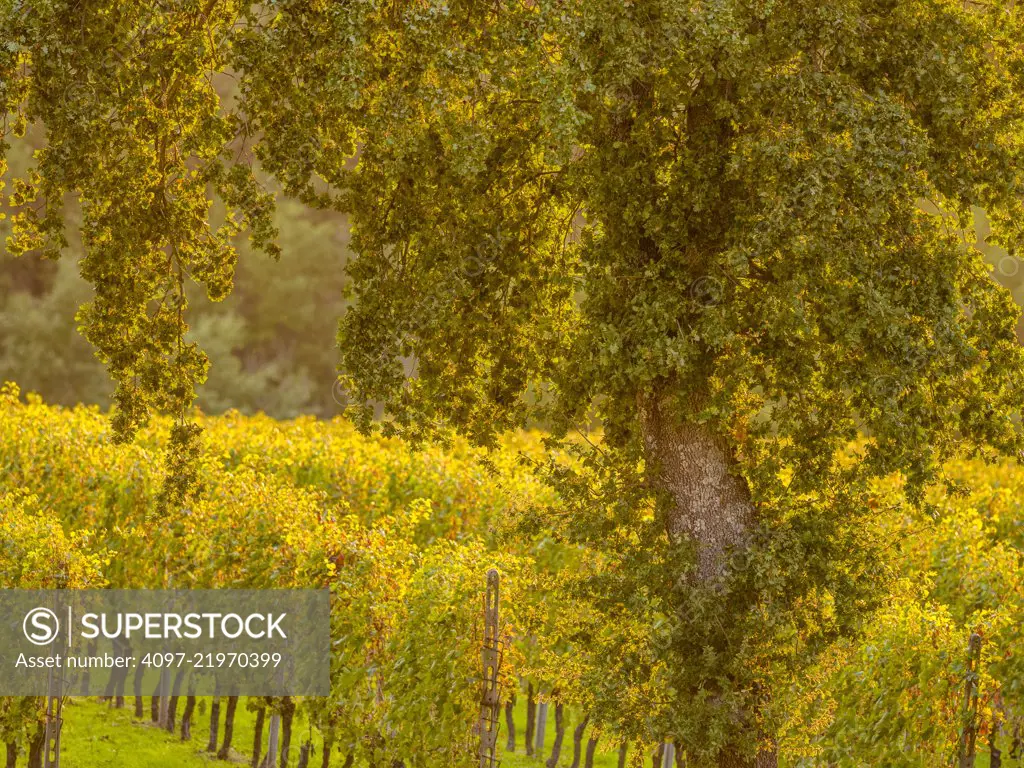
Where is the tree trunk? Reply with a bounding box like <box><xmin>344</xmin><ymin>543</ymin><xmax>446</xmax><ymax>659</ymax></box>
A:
<box><xmin>150</xmin><ymin>675</ymin><xmax>162</xmax><ymax>724</ymax></box>
<box><xmin>652</xmin><ymin>744</ymin><xmax>664</xmax><ymax>768</ymax></box>
<box><xmin>297</xmin><ymin>742</ymin><xmax>311</xmax><ymax>768</ymax></box>
<box><xmin>584</xmin><ymin>736</ymin><xmax>598</xmax><ymax>768</ymax></box>
<box><xmin>640</xmin><ymin>392</ymin><xmax>777</xmax><ymax>768</ymax></box>
<box><xmin>525</xmin><ymin>683</ymin><xmax>536</xmax><ymax>757</ymax></box>
<box><xmin>6</xmin><ymin>742</ymin><xmax>16</xmax><ymax>768</ymax></box>
<box><xmin>319</xmin><ymin>739</ymin><xmax>332</xmax><ymax>768</ymax></box>
<box><xmin>545</xmin><ymin>701</ymin><xmax>564</xmax><ymax>768</ymax></box>
<box><xmin>569</xmin><ymin>714</ymin><xmax>589</xmax><ymax>768</ymax></box>
<box><xmin>81</xmin><ymin>644</ymin><xmax>96</xmax><ymax>697</ymax></box>
<box><xmin>218</xmin><ymin>696</ymin><xmax>239</xmax><ymax>760</ymax></box>
<box><xmin>505</xmin><ymin>694</ymin><xmax>516</xmax><ymax>752</ymax></box>
<box><xmin>167</xmin><ymin>667</ymin><xmax>187</xmax><ymax>733</ymax></box>
<box><xmin>26</xmin><ymin>722</ymin><xmax>43</xmax><ymax>768</ymax></box>
<box><xmin>717</xmin><ymin>750</ymin><xmax>777</xmax><ymax>768</ymax></box>
<box><xmin>639</xmin><ymin>393</ymin><xmax>755</xmax><ymax>583</ymax></box>
<box><xmin>133</xmin><ymin>661</ymin><xmax>145</xmax><ymax>718</ymax></box>
<box><xmin>252</xmin><ymin>706</ymin><xmax>266</xmax><ymax>768</ymax></box>
<box><xmin>989</xmin><ymin>704</ymin><xmax>1003</xmax><ymax>768</ymax></box>
<box><xmin>102</xmin><ymin>663</ymin><xmax>116</xmax><ymax>700</ymax></box>
<box><xmin>101</xmin><ymin>640</ymin><xmax>120</xmax><ymax>701</ymax></box>
<box><xmin>207</xmin><ymin>697</ymin><xmax>221</xmax><ymax>752</ymax></box>
<box><xmin>618</xmin><ymin>742</ymin><xmax>628</xmax><ymax>768</ymax></box>
<box><xmin>342</xmin><ymin>755</ymin><xmax>353</xmax><ymax>768</ymax></box>
<box><xmin>108</xmin><ymin>640</ymin><xmax>127</xmax><ymax>707</ymax></box>
<box><xmin>166</xmin><ymin>693</ymin><xmax>178</xmax><ymax>733</ymax></box>
<box><xmin>280</xmin><ymin>697</ymin><xmax>295</xmax><ymax>768</ymax></box>
<box><xmin>181</xmin><ymin>696</ymin><xmax>196</xmax><ymax>741</ymax></box>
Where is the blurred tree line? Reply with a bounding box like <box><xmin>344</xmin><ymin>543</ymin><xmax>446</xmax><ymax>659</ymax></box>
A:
<box><xmin>1</xmin><ymin>126</ymin><xmax>351</xmax><ymax>418</ymax></box>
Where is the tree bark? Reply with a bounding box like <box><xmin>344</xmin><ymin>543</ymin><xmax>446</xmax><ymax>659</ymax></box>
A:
<box><xmin>166</xmin><ymin>693</ymin><xmax>178</xmax><ymax>733</ymax></box>
<box><xmin>218</xmin><ymin>695</ymin><xmax>239</xmax><ymax>759</ymax></box>
<box><xmin>525</xmin><ymin>683</ymin><xmax>536</xmax><ymax>757</ymax></box>
<box><xmin>101</xmin><ymin>659</ymin><xmax>117</xmax><ymax>700</ymax></box>
<box><xmin>207</xmin><ymin>697</ymin><xmax>221</xmax><ymax>752</ymax></box>
<box><xmin>181</xmin><ymin>696</ymin><xmax>196</xmax><ymax>741</ymax></box>
<box><xmin>280</xmin><ymin>697</ymin><xmax>295</xmax><ymax>768</ymax></box>
<box><xmin>652</xmin><ymin>743</ymin><xmax>664</xmax><ymax>768</ymax></box>
<box><xmin>505</xmin><ymin>694</ymin><xmax>516</xmax><ymax>752</ymax></box>
<box><xmin>618</xmin><ymin>742</ymin><xmax>628</xmax><ymax>768</ymax></box>
<box><xmin>717</xmin><ymin>749</ymin><xmax>777</xmax><ymax>768</ymax></box>
<box><xmin>150</xmin><ymin>679</ymin><xmax>161</xmax><ymax>723</ymax></box>
<box><xmin>569</xmin><ymin>714</ymin><xmax>589</xmax><ymax>768</ymax></box>
<box><xmin>252</xmin><ymin>705</ymin><xmax>266</xmax><ymax>768</ymax></box>
<box><xmin>640</xmin><ymin>392</ymin><xmax>777</xmax><ymax>768</ymax></box>
<box><xmin>133</xmin><ymin>661</ymin><xmax>145</xmax><ymax>718</ymax></box>
<box><xmin>639</xmin><ymin>393</ymin><xmax>754</xmax><ymax>583</ymax></box>
<box><xmin>6</xmin><ymin>742</ymin><xmax>16</xmax><ymax>768</ymax></box>
<box><xmin>26</xmin><ymin>722</ymin><xmax>43</xmax><ymax>768</ymax></box>
<box><xmin>297</xmin><ymin>742</ymin><xmax>311</xmax><ymax>768</ymax></box>
<box><xmin>167</xmin><ymin>667</ymin><xmax>187</xmax><ymax>733</ymax></box>
<box><xmin>108</xmin><ymin>640</ymin><xmax>127</xmax><ymax>707</ymax></box>
<box><xmin>545</xmin><ymin>701</ymin><xmax>564</xmax><ymax>768</ymax></box>
<box><xmin>584</xmin><ymin>736</ymin><xmax>598</xmax><ymax>768</ymax></box>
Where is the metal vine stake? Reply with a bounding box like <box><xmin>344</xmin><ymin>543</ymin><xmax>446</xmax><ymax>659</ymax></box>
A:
<box><xmin>477</xmin><ymin>569</ymin><xmax>503</xmax><ymax>768</ymax></box>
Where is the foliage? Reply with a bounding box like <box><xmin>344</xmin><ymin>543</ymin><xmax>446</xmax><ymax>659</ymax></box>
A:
<box><xmin>1</xmin><ymin>0</ymin><xmax>280</xmax><ymax>508</ymax></box>
<box><xmin>0</xmin><ymin>122</ymin><xmax>352</xmax><ymax>419</ymax></box>
<box><xmin>0</xmin><ymin>488</ymin><xmax>106</xmax><ymax>589</ymax></box>
<box><xmin>0</xmin><ymin>387</ymin><xmax>1022</xmax><ymax>765</ymax></box>
<box><xmin>0</xmin><ymin>385</ymin><xmax>550</xmax><ymax>767</ymax></box>
<box><xmin>0</xmin><ymin>475</ymin><xmax>106</xmax><ymax>761</ymax></box>
<box><xmin>780</xmin><ymin>457</ymin><xmax>1024</xmax><ymax>766</ymax></box>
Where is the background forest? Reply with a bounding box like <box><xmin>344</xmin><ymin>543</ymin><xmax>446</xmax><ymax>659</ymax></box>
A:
<box><xmin>0</xmin><ymin>123</ymin><xmax>350</xmax><ymax>418</ymax></box>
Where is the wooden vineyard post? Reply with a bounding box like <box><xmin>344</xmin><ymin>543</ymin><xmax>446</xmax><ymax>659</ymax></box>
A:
<box><xmin>44</xmin><ymin>593</ymin><xmax>66</xmax><ymax>768</ymax></box>
<box><xmin>43</xmin><ymin>671</ymin><xmax>62</xmax><ymax>768</ymax></box>
<box><xmin>158</xmin><ymin>667</ymin><xmax>171</xmax><ymax>728</ymax></box>
<box><xmin>958</xmin><ymin>633</ymin><xmax>983</xmax><ymax>768</ymax></box>
<box><xmin>478</xmin><ymin>569</ymin><xmax>503</xmax><ymax>768</ymax></box>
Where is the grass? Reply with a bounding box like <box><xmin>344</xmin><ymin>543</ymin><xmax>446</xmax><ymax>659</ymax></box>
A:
<box><xmin>500</xmin><ymin>698</ymin><xmax>619</xmax><ymax>768</ymax></box>
<box><xmin>59</xmin><ymin>697</ymin><xmax>325</xmax><ymax>768</ymax></box>
<box><xmin>51</xmin><ymin>697</ymin><xmax>1011</xmax><ymax>767</ymax></box>
<box><xmin>55</xmin><ymin>696</ymin><xmax>621</xmax><ymax>768</ymax></box>
<box><xmin>60</xmin><ymin>699</ymin><xmax>213</xmax><ymax>768</ymax></box>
